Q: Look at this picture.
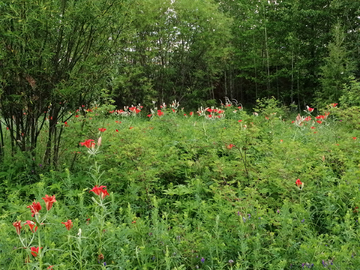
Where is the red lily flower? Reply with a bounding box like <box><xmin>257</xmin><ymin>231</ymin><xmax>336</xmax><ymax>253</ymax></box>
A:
<box><xmin>30</xmin><ymin>246</ymin><xmax>42</xmax><ymax>257</ymax></box>
<box><xmin>157</xmin><ymin>110</ymin><xmax>164</xmax><ymax>117</ymax></box>
<box><xmin>227</xmin><ymin>144</ymin><xmax>235</xmax><ymax>150</ymax></box>
<box><xmin>61</xmin><ymin>220</ymin><xmax>73</xmax><ymax>231</ymax></box>
<box><xmin>25</xmin><ymin>220</ymin><xmax>38</xmax><ymax>233</ymax></box>
<box><xmin>295</xmin><ymin>179</ymin><xmax>302</xmax><ymax>187</ymax></box>
<box><xmin>13</xmin><ymin>220</ymin><xmax>22</xmax><ymax>235</ymax></box>
<box><xmin>316</xmin><ymin>120</ymin><xmax>322</xmax><ymax>124</ymax></box>
<box><xmin>90</xmin><ymin>185</ymin><xmax>106</xmax><ymax>196</ymax></box>
<box><xmin>100</xmin><ymin>189</ymin><xmax>110</xmax><ymax>199</ymax></box>
<box><xmin>80</xmin><ymin>139</ymin><xmax>95</xmax><ymax>148</ymax></box>
<box><xmin>27</xmin><ymin>202</ymin><xmax>42</xmax><ymax>217</ymax></box>
<box><xmin>42</xmin><ymin>195</ymin><xmax>56</xmax><ymax>211</ymax></box>
<box><xmin>90</xmin><ymin>185</ymin><xmax>110</xmax><ymax>199</ymax></box>
<box><xmin>98</xmin><ymin>128</ymin><xmax>106</xmax><ymax>132</ymax></box>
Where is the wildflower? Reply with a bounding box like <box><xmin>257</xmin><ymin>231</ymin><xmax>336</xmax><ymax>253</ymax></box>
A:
<box><xmin>190</xmin><ymin>112</ymin><xmax>193</xmax><ymax>116</ymax></box>
<box><xmin>311</xmin><ymin>126</ymin><xmax>315</xmax><ymax>129</ymax></box>
<box><xmin>75</xmin><ymin>115</ymin><xmax>80</xmax><ymax>118</ymax></box>
<box><xmin>61</xmin><ymin>220</ymin><xmax>73</xmax><ymax>231</ymax></box>
<box><xmin>47</xmin><ymin>266</ymin><xmax>54</xmax><ymax>270</ymax></box>
<box><xmin>25</xmin><ymin>220</ymin><xmax>38</xmax><ymax>233</ymax></box>
<box><xmin>13</xmin><ymin>221</ymin><xmax>22</xmax><ymax>235</ymax></box>
<box><xmin>229</xmin><ymin>260</ymin><xmax>234</xmax><ymax>264</ymax></box>
<box><xmin>90</xmin><ymin>185</ymin><xmax>109</xmax><ymax>199</ymax></box>
<box><xmin>98</xmin><ymin>128</ymin><xmax>106</xmax><ymax>132</ymax></box>
<box><xmin>129</xmin><ymin>127</ymin><xmax>134</xmax><ymax>129</ymax></box>
<box><xmin>227</xmin><ymin>144</ymin><xmax>235</xmax><ymax>150</ymax></box>
<box><xmin>201</xmin><ymin>257</ymin><xmax>205</xmax><ymax>263</ymax></box>
<box><xmin>316</xmin><ymin>120</ymin><xmax>322</xmax><ymax>124</ymax></box>
<box><xmin>238</xmin><ymin>120</ymin><xmax>242</xmax><ymax>122</ymax></box>
<box><xmin>353</xmin><ymin>137</ymin><xmax>357</xmax><ymax>140</ymax></box>
<box><xmin>80</xmin><ymin>139</ymin><xmax>95</xmax><ymax>148</ymax></box>
<box><xmin>116</xmin><ymin>129</ymin><xmax>119</xmax><ymax>132</ymax></box>
<box><xmin>280</xmin><ymin>139</ymin><xmax>283</xmax><ymax>142</ymax></box>
<box><xmin>157</xmin><ymin>110</ymin><xmax>164</xmax><ymax>117</ymax></box>
<box><xmin>296</xmin><ymin>179</ymin><xmax>304</xmax><ymax>189</ymax></box>
<box><xmin>31</xmin><ymin>247</ymin><xmax>42</xmax><ymax>257</ymax></box>
<box><xmin>306</xmin><ymin>106</ymin><xmax>314</xmax><ymax>112</ymax></box>
<box><xmin>332</xmin><ymin>103</ymin><xmax>338</xmax><ymax>107</ymax></box>
<box><xmin>42</xmin><ymin>195</ymin><xmax>56</xmax><ymax>211</ymax></box>
<box><xmin>147</xmin><ymin>114</ymin><xmax>152</xmax><ymax>117</ymax></box>
<box><xmin>301</xmin><ymin>219</ymin><xmax>305</xmax><ymax>223</ymax></box>
<box><xmin>27</xmin><ymin>201</ymin><xmax>42</xmax><ymax>217</ymax></box>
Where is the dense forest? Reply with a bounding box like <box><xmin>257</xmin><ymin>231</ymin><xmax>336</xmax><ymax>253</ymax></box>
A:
<box><xmin>1</xmin><ymin>0</ymin><xmax>359</xmax><ymax>108</ymax></box>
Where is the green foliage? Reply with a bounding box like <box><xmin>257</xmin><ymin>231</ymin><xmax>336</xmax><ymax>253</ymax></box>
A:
<box><xmin>2</xmin><ymin>99</ymin><xmax>360</xmax><ymax>269</ymax></box>
<box><xmin>317</xmin><ymin>23</ymin><xmax>355</xmax><ymax>105</ymax></box>
<box><xmin>340</xmin><ymin>76</ymin><xmax>360</xmax><ymax>107</ymax></box>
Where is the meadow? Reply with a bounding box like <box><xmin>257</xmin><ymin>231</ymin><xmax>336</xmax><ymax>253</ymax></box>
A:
<box><xmin>1</xmin><ymin>98</ymin><xmax>360</xmax><ymax>269</ymax></box>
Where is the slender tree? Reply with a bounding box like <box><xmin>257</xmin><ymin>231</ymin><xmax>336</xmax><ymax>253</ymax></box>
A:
<box><xmin>0</xmin><ymin>0</ymin><xmax>129</xmax><ymax>169</ymax></box>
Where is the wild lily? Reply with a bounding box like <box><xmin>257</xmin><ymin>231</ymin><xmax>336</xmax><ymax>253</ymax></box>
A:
<box><xmin>25</xmin><ymin>220</ymin><xmax>38</xmax><ymax>233</ymax></box>
<box><xmin>296</xmin><ymin>179</ymin><xmax>304</xmax><ymax>189</ymax></box>
<box><xmin>42</xmin><ymin>195</ymin><xmax>56</xmax><ymax>211</ymax></box>
<box><xmin>13</xmin><ymin>220</ymin><xmax>22</xmax><ymax>235</ymax></box>
<box><xmin>27</xmin><ymin>201</ymin><xmax>42</xmax><ymax>217</ymax></box>
<box><xmin>80</xmin><ymin>137</ymin><xmax>102</xmax><ymax>155</ymax></box>
<box><xmin>61</xmin><ymin>220</ymin><xmax>73</xmax><ymax>231</ymax></box>
<box><xmin>90</xmin><ymin>185</ymin><xmax>110</xmax><ymax>200</ymax></box>
<box><xmin>30</xmin><ymin>246</ymin><xmax>42</xmax><ymax>257</ymax></box>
